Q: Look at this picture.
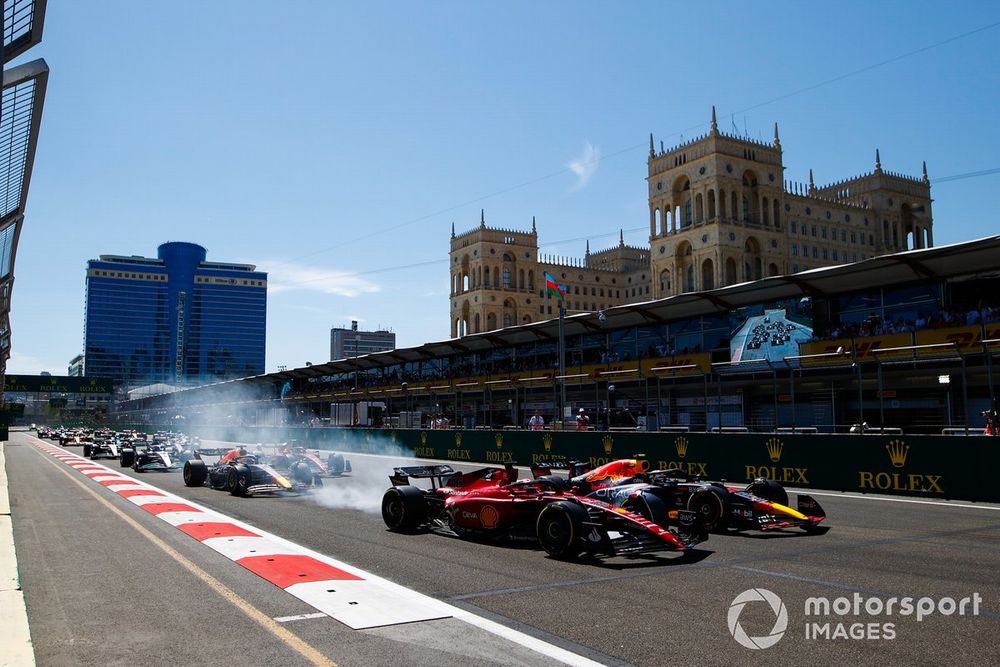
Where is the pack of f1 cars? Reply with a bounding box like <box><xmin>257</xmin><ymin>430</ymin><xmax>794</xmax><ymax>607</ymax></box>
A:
<box><xmin>183</xmin><ymin>447</ymin><xmax>322</xmax><ymax>496</ymax></box>
<box><xmin>380</xmin><ymin>460</ymin><xmax>707</xmax><ymax>559</ymax></box>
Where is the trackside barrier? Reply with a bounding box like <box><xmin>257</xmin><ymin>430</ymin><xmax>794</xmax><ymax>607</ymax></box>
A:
<box><xmin>117</xmin><ymin>426</ymin><xmax>1000</xmax><ymax>503</ymax></box>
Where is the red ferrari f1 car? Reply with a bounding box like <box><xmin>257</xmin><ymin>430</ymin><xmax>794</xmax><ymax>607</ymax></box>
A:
<box><xmin>380</xmin><ymin>460</ymin><xmax>707</xmax><ymax>559</ymax></box>
<box><xmin>266</xmin><ymin>444</ymin><xmax>351</xmax><ymax>480</ymax></box>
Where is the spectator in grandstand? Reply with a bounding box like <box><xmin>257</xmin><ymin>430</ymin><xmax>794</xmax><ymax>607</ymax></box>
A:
<box><xmin>529</xmin><ymin>410</ymin><xmax>545</xmax><ymax>431</ymax></box>
<box><xmin>576</xmin><ymin>408</ymin><xmax>590</xmax><ymax>431</ymax></box>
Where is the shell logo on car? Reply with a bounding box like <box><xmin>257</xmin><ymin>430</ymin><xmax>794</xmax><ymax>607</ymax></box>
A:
<box><xmin>480</xmin><ymin>505</ymin><xmax>499</xmax><ymax>529</ymax></box>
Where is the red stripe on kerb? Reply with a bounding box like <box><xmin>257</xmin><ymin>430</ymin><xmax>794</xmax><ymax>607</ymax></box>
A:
<box><xmin>236</xmin><ymin>554</ymin><xmax>362</xmax><ymax>588</ymax></box>
<box><xmin>142</xmin><ymin>502</ymin><xmax>201</xmax><ymax>515</ymax></box>
<box><xmin>116</xmin><ymin>489</ymin><xmax>165</xmax><ymax>498</ymax></box>
<box><xmin>178</xmin><ymin>522</ymin><xmax>260</xmax><ymax>541</ymax></box>
<box><xmin>98</xmin><ymin>478</ymin><xmax>132</xmax><ymax>486</ymax></box>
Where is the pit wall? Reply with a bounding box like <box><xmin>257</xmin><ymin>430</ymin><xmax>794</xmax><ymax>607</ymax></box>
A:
<box><xmin>166</xmin><ymin>426</ymin><xmax>997</xmax><ymax>504</ymax></box>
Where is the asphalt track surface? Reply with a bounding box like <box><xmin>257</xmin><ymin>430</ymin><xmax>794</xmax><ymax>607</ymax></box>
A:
<box><xmin>6</xmin><ymin>430</ymin><xmax>1000</xmax><ymax>666</ymax></box>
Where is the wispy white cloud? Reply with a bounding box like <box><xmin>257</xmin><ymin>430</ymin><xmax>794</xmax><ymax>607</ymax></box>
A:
<box><xmin>260</xmin><ymin>260</ymin><xmax>381</xmax><ymax>297</ymax></box>
<box><xmin>567</xmin><ymin>141</ymin><xmax>600</xmax><ymax>190</ymax></box>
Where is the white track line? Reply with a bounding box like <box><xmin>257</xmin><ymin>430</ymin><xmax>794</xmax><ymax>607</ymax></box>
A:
<box><xmin>274</xmin><ymin>612</ymin><xmax>328</xmax><ymax>623</ymax></box>
<box><xmin>785</xmin><ymin>488</ymin><xmax>1000</xmax><ymax>511</ymax></box>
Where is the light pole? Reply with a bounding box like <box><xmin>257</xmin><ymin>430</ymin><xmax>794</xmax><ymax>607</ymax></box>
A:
<box><xmin>557</xmin><ymin>302</ymin><xmax>566</xmax><ymax>425</ymax></box>
<box><xmin>607</xmin><ymin>383</ymin><xmax>615</xmax><ymax>430</ymax></box>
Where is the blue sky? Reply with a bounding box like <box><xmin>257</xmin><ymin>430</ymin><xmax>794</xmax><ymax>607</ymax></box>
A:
<box><xmin>8</xmin><ymin>1</ymin><xmax>1000</xmax><ymax>375</ymax></box>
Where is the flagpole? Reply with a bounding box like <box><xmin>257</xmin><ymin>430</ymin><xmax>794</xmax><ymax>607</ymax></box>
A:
<box><xmin>558</xmin><ymin>301</ymin><xmax>566</xmax><ymax>426</ymax></box>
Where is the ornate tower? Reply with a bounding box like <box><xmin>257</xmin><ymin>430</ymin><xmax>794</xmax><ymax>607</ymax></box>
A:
<box><xmin>647</xmin><ymin>109</ymin><xmax>933</xmax><ymax>299</ymax></box>
<box><xmin>449</xmin><ymin>211</ymin><xmax>541</xmax><ymax>337</ymax></box>
<box><xmin>648</xmin><ymin>108</ymin><xmax>787</xmax><ymax>299</ymax></box>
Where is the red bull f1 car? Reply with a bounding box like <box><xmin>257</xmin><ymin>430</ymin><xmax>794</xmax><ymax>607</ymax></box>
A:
<box><xmin>380</xmin><ymin>460</ymin><xmax>707</xmax><ymax>559</ymax></box>
<box><xmin>183</xmin><ymin>448</ymin><xmax>319</xmax><ymax>496</ymax></box>
<box><xmin>577</xmin><ymin>461</ymin><xmax>826</xmax><ymax>532</ymax></box>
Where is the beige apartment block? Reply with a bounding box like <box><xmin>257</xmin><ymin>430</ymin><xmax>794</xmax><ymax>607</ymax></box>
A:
<box><xmin>450</xmin><ymin>109</ymin><xmax>932</xmax><ymax>337</ymax></box>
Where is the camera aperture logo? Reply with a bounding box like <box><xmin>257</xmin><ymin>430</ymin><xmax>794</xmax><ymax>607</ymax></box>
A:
<box><xmin>728</xmin><ymin>589</ymin><xmax>982</xmax><ymax>647</ymax></box>
<box><xmin>728</xmin><ymin>588</ymin><xmax>788</xmax><ymax>649</ymax></box>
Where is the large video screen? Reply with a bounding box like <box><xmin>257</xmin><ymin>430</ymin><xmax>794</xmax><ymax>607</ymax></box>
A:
<box><xmin>729</xmin><ymin>298</ymin><xmax>814</xmax><ymax>363</ymax></box>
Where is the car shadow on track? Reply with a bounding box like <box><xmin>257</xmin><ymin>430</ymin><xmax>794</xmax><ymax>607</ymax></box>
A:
<box><xmin>562</xmin><ymin>548</ymin><xmax>715</xmax><ymax>570</ymax></box>
<box><xmin>720</xmin><ymin>525</ymin><xmax>831</xmax><ymax>540</ymax></box>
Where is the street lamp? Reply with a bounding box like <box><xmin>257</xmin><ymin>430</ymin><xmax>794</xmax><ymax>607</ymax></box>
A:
<box><xmin>607</xmin><ymin>383</ymin><xmax>615</xmax><ymax>430</ymax></box>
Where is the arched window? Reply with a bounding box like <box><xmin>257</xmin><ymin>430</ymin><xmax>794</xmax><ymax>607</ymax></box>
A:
<box><xmin>701</xmin><ymin>258</ymin><xmax>714</xmax><ymax>290</ymax></box>
<box><xmin>659</xmin><ymin>269</ymin><xmax>671</xmax><ymax>294</ymax></box>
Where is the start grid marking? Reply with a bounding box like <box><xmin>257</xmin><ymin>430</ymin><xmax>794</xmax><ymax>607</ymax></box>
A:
<box><xmin>30</xmin><ymin>441</ymin><xmax>452</xmax><ymax>630</ymax></box>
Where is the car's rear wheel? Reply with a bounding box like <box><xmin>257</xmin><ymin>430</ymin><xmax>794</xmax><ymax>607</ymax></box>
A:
<box><xmin>536</xmin><ymin>501</ymin><xmax>587</xmax><ymax>559</ymax></box>
<box><xmin>183</xmin><ymin>459</ymin><xmax>208</xmax><ymax>487</ymax></box>
<box><xmin>82</xmin><ymin>444</ymin><xmax>92</xmax><ymax>458</ymax></box>
<box><xmin>381</xmin><ymin>486</ymin><xmax>427</xmax><ymax>531</ymax></box>
<box><xmin>687</xmin><ymin>490</ymin><xmax>727</xmax><ymax>530</ymax></box>
<box><xmin>622</xmin><ymin>491</ymin><xmax>670</xmax><ymax>527</ymax></box>
<box><xmin>120</xmin><ymin>449</ymin><xmax>135</xmax><ymax>467</ymax></box>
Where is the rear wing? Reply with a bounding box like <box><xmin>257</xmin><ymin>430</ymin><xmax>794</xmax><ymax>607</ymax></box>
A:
<box><xmin>389</xmin><ymin>464</ymin><xmax>456</xmax><ymax>489</ymax></box>
<box><xmin>530</xmin><ymin>458</ymin><xmax>588</xmax><ymax>479</ymax></box>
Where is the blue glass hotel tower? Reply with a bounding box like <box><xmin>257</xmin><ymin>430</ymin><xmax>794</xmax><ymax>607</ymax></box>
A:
<box><xmin>84</xmin><ymin>242</ymin><xmax>267</xmax><ymax>386</ymax></box>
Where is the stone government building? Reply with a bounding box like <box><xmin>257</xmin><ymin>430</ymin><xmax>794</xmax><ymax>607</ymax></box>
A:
<box><xmin>450</xmin><ymin>109</ymin><xmax>933</xmax><ymax>338</ymax></box>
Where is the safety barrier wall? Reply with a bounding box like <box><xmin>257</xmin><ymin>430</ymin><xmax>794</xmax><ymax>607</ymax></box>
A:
<box><xmin>178</xmin><ymin>426</ymin><xmax>999</xmax><ymax>504</ymax></box>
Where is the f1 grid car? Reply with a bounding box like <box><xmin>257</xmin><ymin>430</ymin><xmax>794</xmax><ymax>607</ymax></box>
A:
<box><xmin>583</xmin><ymin>462</ymin><xmax>826</xmax><ymax>532</ymax></box>
<box><xmin>266</xmin><ymin>444</ymin><xmax>351</xmax><ymax>479</ymax></box>
<box><xmin>183</xmin><ymin>447</ymin><xmax>320</xmax><ymax>496</ymax></box>
<box><xmin>120</xmin><ymin>442</ymin><xmax>193</xmax><ymax>472</ymax></box>
<box><xmin>381</xmin><ymin>460</ymin><xmax>706</xmax><ymax>559</ymax></box>
<box><xmin>83</xmin><ymin>439</ymin><xmax>119</xmax><ymax>460</ymax></box>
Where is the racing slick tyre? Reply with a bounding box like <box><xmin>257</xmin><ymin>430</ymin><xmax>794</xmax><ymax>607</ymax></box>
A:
<box><xmin>536</xmin><ymin>501</ymin><xmax>587</xmax><ymax>559</ymax></box>
<box><xmin>290</xmin><ymin>461</ymin><xmax>313</xmax><ymax>485</ymax></box>
<box><xmin>327</xmin><ymin>453</ymin><xmax>346</xmax><ymax>476</ymax></box>
<box><xmin>745</xmin><ymin>478</ymin><xmax>789</xmax><ymax>507</ymax></box>
<box><xmin>381</xmin><ymin>485</ymin><xmax>427</xmax><ymax>532</ymax></box>
<box><xmin>183</xmin><ymin>459</ymin><xmax>208</xmax><ymax>487</ymax></box>
<box><xmin>119</xmin><ymin>449</ymin><xmax>135</xmax><ymax>468</ymax></box>
<box><xmin>687</xmin><ymin>490</ymin><xmax>727</xmax><ymax>531</ymax></box>
<box><xmin>622</xmin><ymin>491</ymin><xmax>670</xmax><ymax>527</ymax></box>
<box><xmin>228</xmin><ymin>465</ymin><xmax>251</xmax><ymax>496</ymax></box>
<box><xmin>82</xmin><ymin>444</ymin><xmax>92</xmax><ymax>458</ymax></box>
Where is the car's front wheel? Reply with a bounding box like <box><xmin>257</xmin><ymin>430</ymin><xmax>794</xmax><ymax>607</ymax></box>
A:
<box><xmin>536</xmin><ymin>501</ymin><xmax>587</xmax><ymax>559</ymax></box>
<box><xmin>687</xmin><ymin>490</ymin><xmax>726</xmax><ymax>531</ymax></box>
<box><xmin>228</xmin><ymin>465</ymin><xmax>250</xmax><ymax>496</ymax></box>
